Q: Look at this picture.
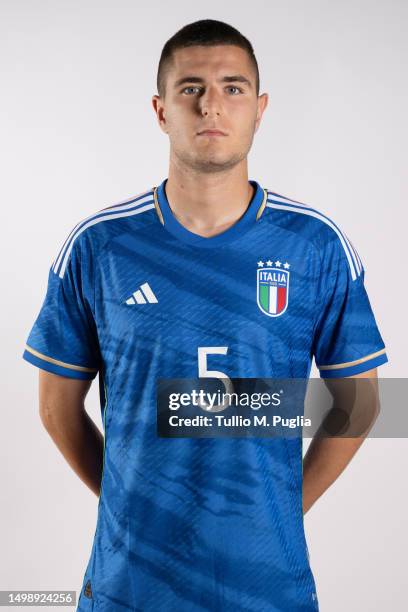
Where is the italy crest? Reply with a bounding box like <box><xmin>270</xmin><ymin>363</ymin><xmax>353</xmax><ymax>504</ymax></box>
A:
<box><xmin>257</xmin><ymin>260</ymin><xmax>290</xmax><ymax>317</ymax></box>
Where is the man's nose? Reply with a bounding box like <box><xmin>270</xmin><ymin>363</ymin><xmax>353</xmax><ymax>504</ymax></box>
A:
<box><xmin>198</xmin><ymin>88</ymin><xmax>222</xmax><ymax>117</ymax></box>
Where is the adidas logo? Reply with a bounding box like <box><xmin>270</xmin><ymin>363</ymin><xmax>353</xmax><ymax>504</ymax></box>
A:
<box><xmin>125</xmin><ymin>282</ymin><xmax>158</xmax><ymax>305</ymax></box>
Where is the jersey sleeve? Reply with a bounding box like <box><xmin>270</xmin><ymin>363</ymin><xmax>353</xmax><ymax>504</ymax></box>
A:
<box><xmin>22</xmin><ymin>234</ymin><xmax>101</xmax><ymax>380</ymax></box>
<box><xmin>312</xmin><ymin>233</ymin><xmax>388</xmax><ymax>378</ymax></box>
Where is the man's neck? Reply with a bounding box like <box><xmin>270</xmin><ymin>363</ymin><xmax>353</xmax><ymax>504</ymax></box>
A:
<box><xmin>164</xmin><ymin>160</ymin><xmax>254</xmax><ymax>238</ymax></box>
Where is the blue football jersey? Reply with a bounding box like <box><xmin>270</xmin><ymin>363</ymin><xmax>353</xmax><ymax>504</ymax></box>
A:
<box><xmin>23</xmin><ymin>179</ymin><xmax>388</xmax><ymax>611</ymax></box>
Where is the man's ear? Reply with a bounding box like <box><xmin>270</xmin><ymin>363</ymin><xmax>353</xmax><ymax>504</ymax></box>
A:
<box><xmin>254</xmin><ymin>92</ymin><xmax>269</xmax><ymax>133</ymax></box>
<box><xmin>152</xmin><ymin>95</ymin><xmax>168</xmax><ymax>134</ymax></box>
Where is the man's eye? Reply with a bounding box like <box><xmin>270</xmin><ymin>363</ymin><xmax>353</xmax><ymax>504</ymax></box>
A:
<box><xmin>182</xmin><ymin>86</ymin><xmax>201</xmax><ymax>95</ymax></box>
<box><xmin>226</xmin><ymin>86</ymin><xmax>243</xmax><ymax>95</ymax></box>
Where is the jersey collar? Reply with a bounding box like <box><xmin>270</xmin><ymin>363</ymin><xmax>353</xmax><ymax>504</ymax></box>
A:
<box><xmin>153</xmin><ymin>178</ymin><xmax>267</xmax><ymax>248</ymax></box>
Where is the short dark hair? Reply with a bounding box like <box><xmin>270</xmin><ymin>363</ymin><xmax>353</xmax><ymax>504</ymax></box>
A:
<box><xmin>157</xmin><ymin>19</ymin><xmax>260</xmax><ymax>98</ymax></box>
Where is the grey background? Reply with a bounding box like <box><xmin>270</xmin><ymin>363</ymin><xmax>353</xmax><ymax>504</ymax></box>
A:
<box><xmin>1</xmin><ymin>1</ymin><xmax>406</xmax><ymax>610</ymax></box>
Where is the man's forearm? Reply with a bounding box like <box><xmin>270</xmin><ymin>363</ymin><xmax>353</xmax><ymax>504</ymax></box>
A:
<box><xmin>303</xmin><ymin>369</ymin><xmax>380</xmax><ymax>513</ymax></box>
<box><xmin>41</xmin><ymin>406</ymin><xmax>104</xmax><ymax>497</ymax></box>
<box><xmin>302</xmin><ymin>435</ymin><xmax>366</xmax><ymax>514</ymax></box>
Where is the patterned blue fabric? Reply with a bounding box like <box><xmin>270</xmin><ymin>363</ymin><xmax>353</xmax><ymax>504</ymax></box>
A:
<box><xmin>23</xmin><ymin>179</ymin><xmax>388</xmax><ymax>611</ymax></box>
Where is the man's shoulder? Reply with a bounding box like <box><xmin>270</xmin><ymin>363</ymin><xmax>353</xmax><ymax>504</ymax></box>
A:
<box><xmin>51</xmin><ymin>186</ymin><xmax>156</xmax><ymax>279</ymax></box>
<box><xmin>78</xmin><ymin>186</ymin><xmax>156</xmax><ymax>239</ymax></box>
<box><xmin>262</xmin><ymin>187</ymin><xmax>364</xmax><ymax>280</ymax></box>
<box><xmin>263</xmin><ymin>187</ymin><xmax>337</xmax><ymax>243</ymax></box>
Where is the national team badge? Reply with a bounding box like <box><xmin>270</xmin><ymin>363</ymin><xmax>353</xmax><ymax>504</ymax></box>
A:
<box><xmin>257</xmin><ymin>259</ymin><xmax>290</xmax><ymax>317</ymax></box>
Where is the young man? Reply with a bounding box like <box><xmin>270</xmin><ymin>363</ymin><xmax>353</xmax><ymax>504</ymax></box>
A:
<box><xmin>23</xmin><ymin>19</ymin><xmax>388</xmax><ymax>612</ymax></box>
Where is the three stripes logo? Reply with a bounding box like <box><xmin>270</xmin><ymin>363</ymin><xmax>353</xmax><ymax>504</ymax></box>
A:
<box><xmin>265</xmin><ymin>191</ymin><xmax>363</xmax><ymax>281</ymax></box>
<box><xmin>125</xmin><ymin>282</ymin><xmax>158</xmax><ymax>305</ymax></box>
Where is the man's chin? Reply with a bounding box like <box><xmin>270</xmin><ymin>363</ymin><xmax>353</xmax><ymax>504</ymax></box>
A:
<box><xmin>177</xmin><ymin>152</ymin><xmax>246</xmax><ymax>174</ymax></box>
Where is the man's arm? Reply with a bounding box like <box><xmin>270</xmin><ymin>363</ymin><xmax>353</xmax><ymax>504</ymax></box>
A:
<box><xmin>39</xmin><ymin>369</ymin><xmax>104</xmax><ymax>497</ymax></box>
<box><xmin>302</xmin><ymin>367</ymin><xmax>379</xmax><ymax>514</ymax></box>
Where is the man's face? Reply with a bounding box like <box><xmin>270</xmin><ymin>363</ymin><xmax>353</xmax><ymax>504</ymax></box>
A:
<box><xmin>152</xmin><ymin>45</ymin><xmax>268</xmax><ymax>173</ymax></box>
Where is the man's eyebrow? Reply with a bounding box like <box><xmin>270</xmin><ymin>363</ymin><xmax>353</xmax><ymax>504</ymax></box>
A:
<box><xmin>174</xmin><ymin>75</ymin><xmax>252</xmax><ymax>88</ymax></box>
<box><xmin>222</xmin><ymin>75</ymin><xmax>252</xmax><ymax>87</ymax></box>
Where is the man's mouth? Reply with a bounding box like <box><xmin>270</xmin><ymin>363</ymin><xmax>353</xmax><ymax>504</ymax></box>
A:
<box><xmin>197</xmin><ymin>129</ymin><xmax>227</xmax><ymax>137</ymax></box>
